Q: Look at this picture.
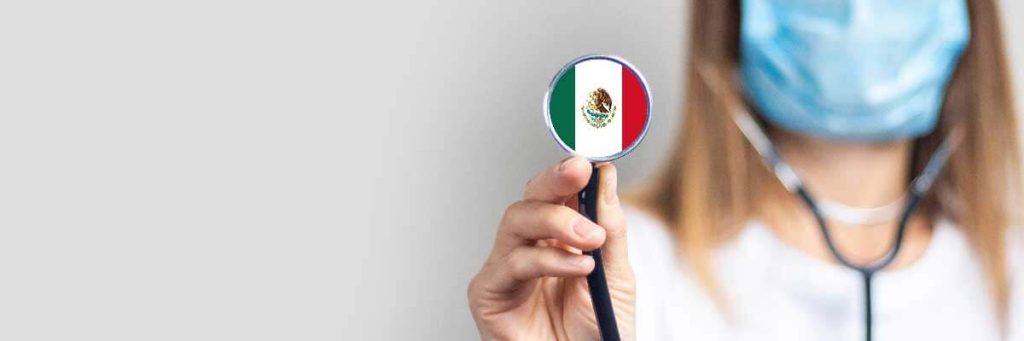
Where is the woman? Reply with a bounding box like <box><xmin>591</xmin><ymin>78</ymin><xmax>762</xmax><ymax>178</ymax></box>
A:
<box><xmin>468</xmin><ymin>0</ymin><xmax>1022</xmax><ymax>339</ymax></box>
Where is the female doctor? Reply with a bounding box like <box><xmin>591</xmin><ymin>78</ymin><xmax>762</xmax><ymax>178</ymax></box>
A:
<box><xmin>468</xmin><ymin>0</ymin><xmax>1022</xmax><ymax>339</ymax></box>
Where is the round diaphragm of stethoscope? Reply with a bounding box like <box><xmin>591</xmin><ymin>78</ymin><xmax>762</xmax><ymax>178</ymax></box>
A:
<box><xmin>544</xmin><ymin>55</ymin><xmax>652</xmax><ymax>162</ymax></box>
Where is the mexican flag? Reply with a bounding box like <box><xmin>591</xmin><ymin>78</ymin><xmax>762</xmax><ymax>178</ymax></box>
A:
<box><xmin>548</xmin><ymin>58</ymin><xmax>648</xmax><ymax>159</ymax></box>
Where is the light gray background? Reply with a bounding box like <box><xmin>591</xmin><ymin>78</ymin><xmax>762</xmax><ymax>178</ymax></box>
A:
<box><xmin>0</xmin><ymin>0</ymin><xmax>1020</xmax><ymax>340</ymax></box>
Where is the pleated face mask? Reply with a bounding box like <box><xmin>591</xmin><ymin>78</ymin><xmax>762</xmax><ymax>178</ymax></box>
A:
<box><xmin>740</xmin><ymin>0</ymin><xmax>970</xmax><ymax>142</ymax></box>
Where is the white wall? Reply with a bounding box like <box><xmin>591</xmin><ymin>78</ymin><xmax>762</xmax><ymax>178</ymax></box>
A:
<box><xmin>1006</xmin><ymin>2</ymin><xmax>1024</xmax><ymax>119</ymax></box>
<box><xmin>340</xmin><ymin>0</ymin><xmax>689</xmax><ymax>339</ymax></box>
<box><xmin>0</xmin><ymin>1</ymin><xmax>1020</xmax><ymax>340</ymax></box>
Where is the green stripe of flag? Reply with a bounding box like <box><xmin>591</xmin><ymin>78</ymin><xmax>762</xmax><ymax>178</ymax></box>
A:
<box><xmin>550</xmin><ymin>67</ymin><xmax>575</xmax><ymax>150</ymax></box>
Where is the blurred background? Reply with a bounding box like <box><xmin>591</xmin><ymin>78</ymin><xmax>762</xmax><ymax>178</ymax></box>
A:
<box><xmin>0</xmin><ymin>0</ymin><xmax>1021</xmax><ymax>340</ymax></box>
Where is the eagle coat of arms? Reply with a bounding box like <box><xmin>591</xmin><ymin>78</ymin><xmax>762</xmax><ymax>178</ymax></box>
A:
<box><xmin>581</xmin><ymin>88</ymin><xmax>616</xmax><ymax>128</ymax></box>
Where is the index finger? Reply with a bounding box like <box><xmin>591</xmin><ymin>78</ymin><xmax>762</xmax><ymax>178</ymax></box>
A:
<box><xmin>523</xmin><ymin>156</ymin><xmax>592</xmax><ymax>203</ymax></box>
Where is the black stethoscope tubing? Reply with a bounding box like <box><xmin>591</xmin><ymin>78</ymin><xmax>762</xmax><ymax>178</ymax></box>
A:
<box><xmin>739</xmin><ymin>112</ymin><xmax>959</xmax><ymax>341</ymax></box>
<box><xmin>794</xmin><ymin>183</ymin><xmax>922</xmax><ymax>341</ymax></box>
<box><xmin>693</xmin><ymin>65</ymin><xmax>961</xmax><ymax>341</ymax></box>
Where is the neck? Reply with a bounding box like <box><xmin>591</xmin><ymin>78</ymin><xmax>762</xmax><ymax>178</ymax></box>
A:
<box><xmin>774</xmin><ymin>130</ymin><xmax>910</xmax><ymax>207</ymax></box>
<box><xmin>764</xmin><ymin>129</ymin><xmax>932</xmax><ymax>268</ymax></box>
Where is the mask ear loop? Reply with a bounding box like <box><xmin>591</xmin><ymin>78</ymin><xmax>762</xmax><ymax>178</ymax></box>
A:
<box><xmin>697</xmin><ymin>64</ymin><xmax>962</xmax><ymax>341</ymax></box>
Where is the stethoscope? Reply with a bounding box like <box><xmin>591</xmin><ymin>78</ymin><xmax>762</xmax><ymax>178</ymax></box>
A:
<box><xmin>731</xmin><ymin>108</ymin><xmax>960</xmax><ymax>341</ymax></box>
<box><xmin>544</xmin><ymin>55</ymin><xmax>655</xmax><ymax>341</ymax></box>
<box><xmin>546</xmin><ymin>57</ymin><xmax>957</xmax><ymax>340</ymax></box>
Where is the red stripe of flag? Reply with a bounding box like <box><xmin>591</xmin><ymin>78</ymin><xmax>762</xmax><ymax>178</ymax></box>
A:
<box><xmin>621</xmin><ymin>67</ymin><xmax>647</xmax><ymax>150</ymax></box>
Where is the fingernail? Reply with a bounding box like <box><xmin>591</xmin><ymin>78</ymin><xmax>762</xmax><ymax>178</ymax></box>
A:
<box><xmin>603</xmin><ymin>190</ymin><xmax>619</xmax><ymax>206</ymax></box>
<box><xmin>558</xmin><ymin>157</ymin><xmax>574</xmax><ymax>173</ymax></box>
<box><xmin>572</xmin><ymin>219</ymin><xmax>599</xmax><ymax>239</ymax></box>
<box><xmin>600</xmin><ymin>167</ymin><xmax>618</xmax><ymax>205</ymax></box>
<box><xmin>574</xmin><ymin>255</ymin><xmax>594</xmax><ymax>267</ymax></box>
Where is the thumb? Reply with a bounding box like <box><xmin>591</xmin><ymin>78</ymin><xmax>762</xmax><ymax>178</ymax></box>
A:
<box><xmin>593</xmin><ymin>162</ymin><xmax>635</xmax><ymax>337</ymax></box>
<box><xmin>594</xmin><ymin>163</ymin><xmax>631</xmax><ymax>278</ymax></box>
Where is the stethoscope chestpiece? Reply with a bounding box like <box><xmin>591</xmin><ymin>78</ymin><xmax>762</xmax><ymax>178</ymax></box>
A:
<box><xmin>543</xmin><ymin>55</ymin><xmax>652</xmax><ymax>162</ymax></box>
<box><xmin>541</xmin><ymin>55</ymin><xmax>652</xmax><ymax>341</ymax></box>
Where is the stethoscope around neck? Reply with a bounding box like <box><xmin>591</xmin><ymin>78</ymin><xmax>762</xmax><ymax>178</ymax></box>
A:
<box><xmin>732</xmin><ymin>109</ymin><xmax>960</xmax><ymax>341</ymax></box>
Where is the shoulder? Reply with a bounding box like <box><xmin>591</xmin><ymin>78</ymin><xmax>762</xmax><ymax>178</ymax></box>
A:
<box><xmin>944</xmin><ymin>222</ymin><xmax>1024</xmax><ymax>338</ymax></box>
<box><xmin>622</xmin><ymin>205</ymin><xmax>679</xmax><ymax>283</ymax></box>
<box><xmin>622</xmin><ymin>205</ymin><xmax>730</xmax><ymax>339</ymax></box>
<box><xmin>622</xmin><ymin>205</ymin><xmax>689</xmax><ymax>278</ymax></box>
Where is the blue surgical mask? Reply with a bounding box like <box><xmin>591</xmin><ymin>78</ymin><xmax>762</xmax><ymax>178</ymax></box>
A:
<box><xmin>740</xmin><ymin>0</ymin><xmax>970</xmax><ymax>142</ymax></box>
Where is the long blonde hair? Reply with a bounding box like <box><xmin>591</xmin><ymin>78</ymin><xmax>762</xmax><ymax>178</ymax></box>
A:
<box><xmin>633</xmin><ymin>0</ymin><xmax>1021</xmax><ymax>320</ymax></box>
